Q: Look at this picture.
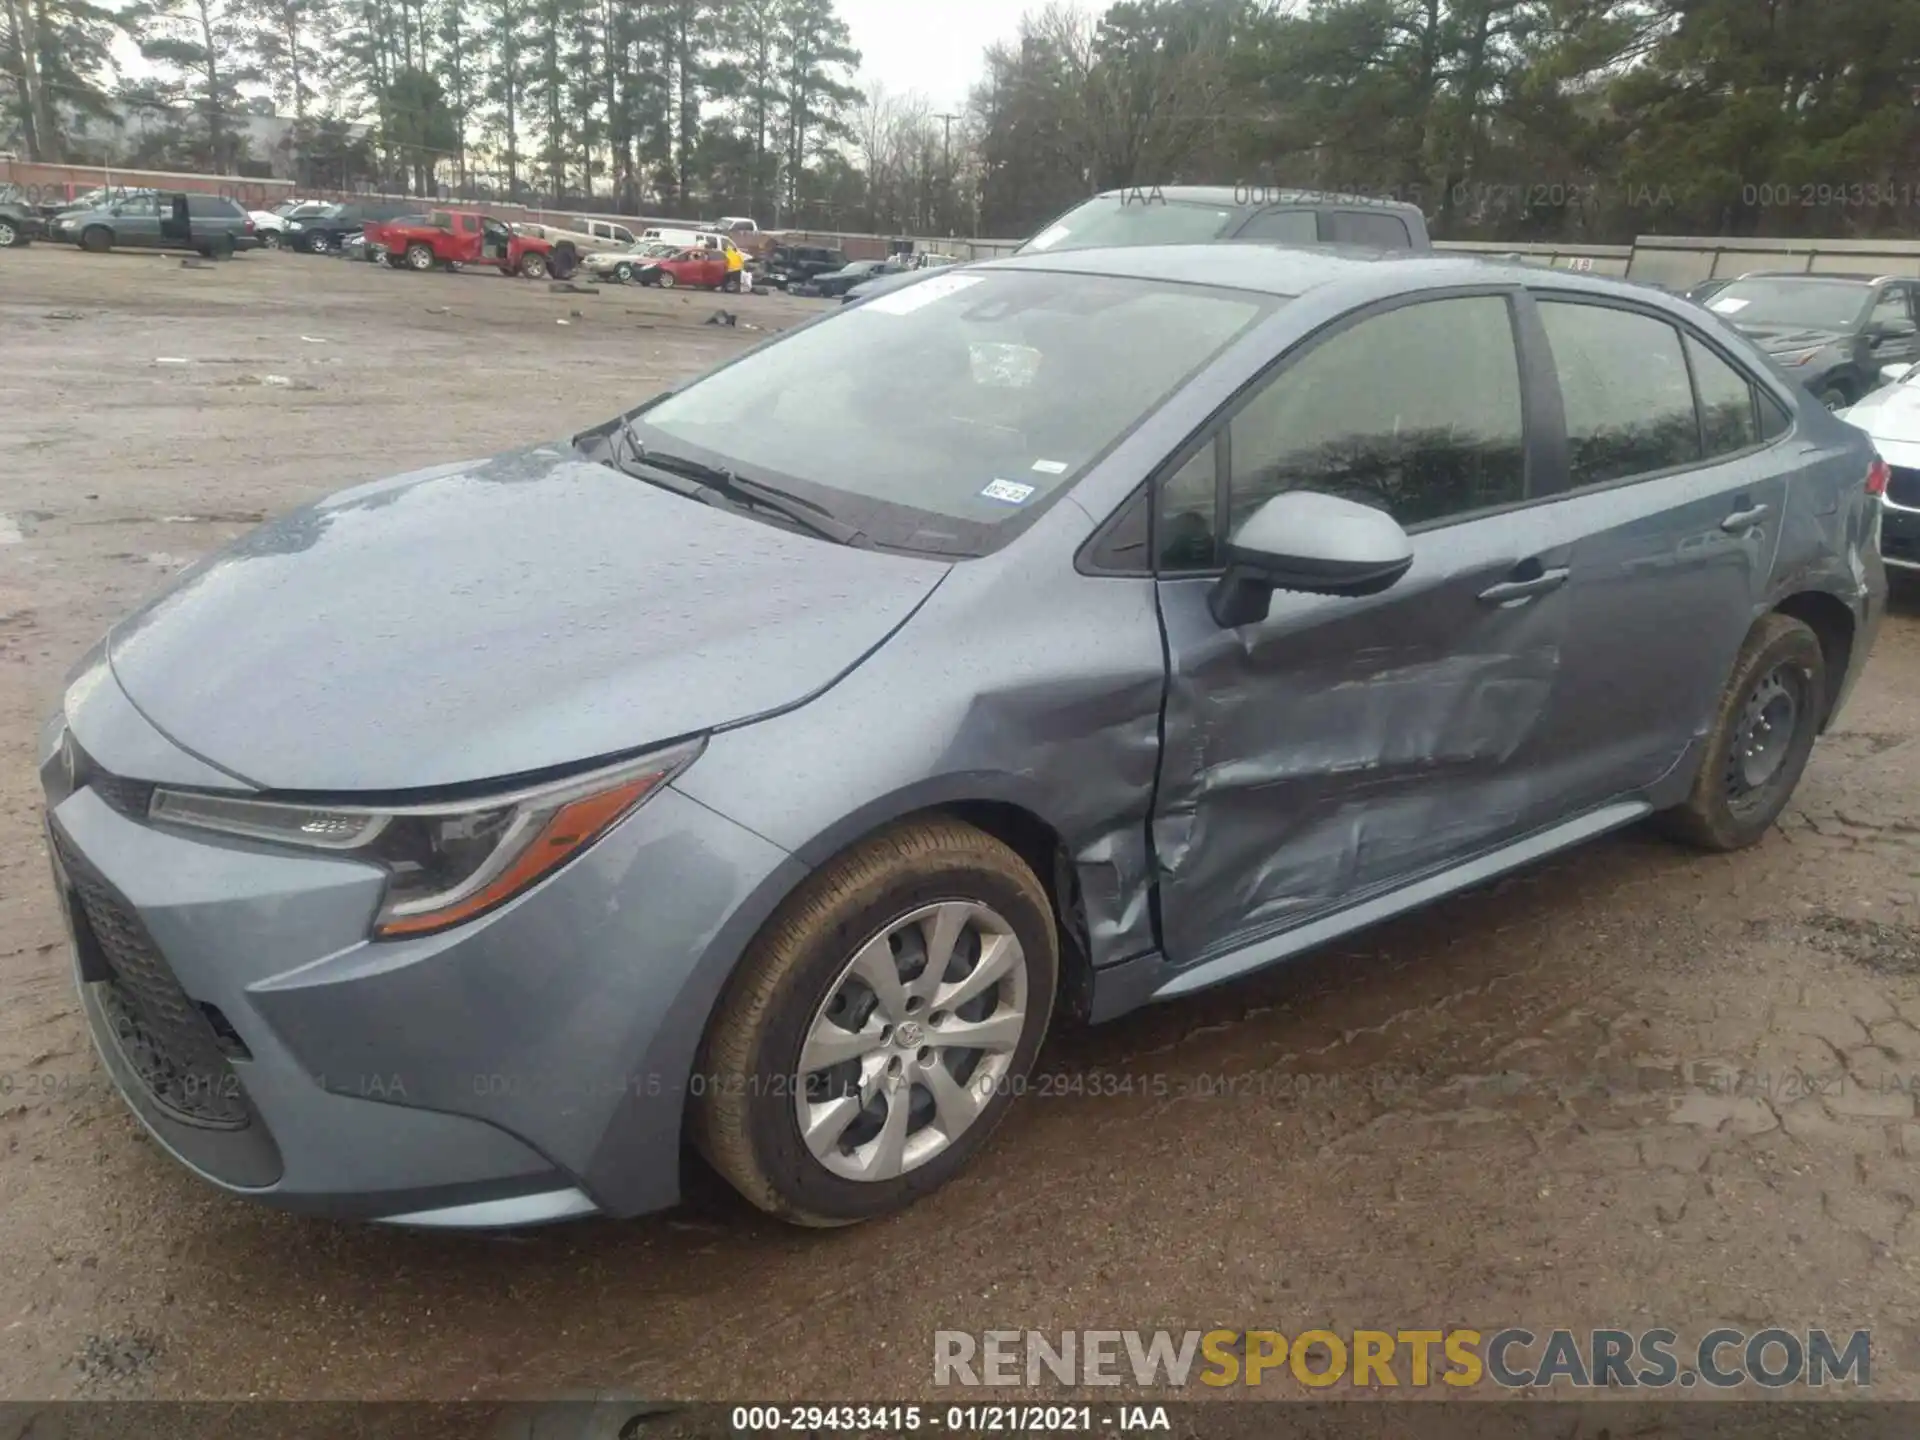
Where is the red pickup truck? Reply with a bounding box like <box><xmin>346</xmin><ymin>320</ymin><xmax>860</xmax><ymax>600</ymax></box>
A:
<box><xmin>363</xmin><ymin>209</ymin><xmax>576</xmax><ymax>279</ymax></box>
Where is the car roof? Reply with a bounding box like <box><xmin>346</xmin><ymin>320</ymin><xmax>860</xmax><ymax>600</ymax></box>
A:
<box><xmin>976</xmin><ymin>242</ymin><xmax>1745</xmax><ymax>313</ymax></box>
<box><xmin>1090</xmin><ymin>184</ymin><xmax>1425</xmax><ymax>218</ymax></box>
<box><xmin>1732</xmin><ymin>271</ymin><xmax>1884</xmax><ymax>283</ymax></box>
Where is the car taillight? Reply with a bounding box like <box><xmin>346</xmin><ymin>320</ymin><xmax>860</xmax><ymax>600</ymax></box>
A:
<box><xmin>1868</xmin><ymin>458</ymin><xmax>1890</xmax><ymax>496</ymax></box>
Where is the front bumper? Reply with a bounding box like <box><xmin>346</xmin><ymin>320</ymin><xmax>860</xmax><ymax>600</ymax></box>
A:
<box><xmin>42</xmin><ymin>697</ymin><xmax>803</xmax><ymax>1226</ymax></box>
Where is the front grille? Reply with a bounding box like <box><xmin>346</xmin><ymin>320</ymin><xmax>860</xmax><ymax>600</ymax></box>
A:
<box><xmin>1888</xmin><ymin>466</ymin><xmax>1920</xmax><ymax>510</ymax></box>
<box><xmin>53</xmin><ymin>829</ymin><xmax>250</xmax><ymax>1130</ymax></box>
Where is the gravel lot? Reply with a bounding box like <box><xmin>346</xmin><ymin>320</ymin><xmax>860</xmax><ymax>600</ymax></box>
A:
<box><xmin>3</xmin><ymin>244</ymin><xmax>1920</xmax><ymax>1406</ymax></box>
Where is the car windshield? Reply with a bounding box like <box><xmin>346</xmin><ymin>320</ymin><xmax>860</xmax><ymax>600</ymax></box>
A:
<box><xmin>1017</xmin><ymin>195</ymin><xmax>1240</xmax><ymax>255</ymax></box>
<box><xmin>632</xmin><ymin>268</ymin><xmax>1276</xmax><ymax>554</ymax></box>
<box><xmin>1704</xmin><ymin>279</ymin><xmax>1869</xmax><ymax>331</ymax></box>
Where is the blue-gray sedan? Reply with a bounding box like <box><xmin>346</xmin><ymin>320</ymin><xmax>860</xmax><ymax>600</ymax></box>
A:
<box><xmin>40</xmin><ymin>245</ymin><xmax>1887</xmax><ymax>1228</ymax></box>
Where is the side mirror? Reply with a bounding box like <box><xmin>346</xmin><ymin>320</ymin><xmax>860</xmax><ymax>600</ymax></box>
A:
<box><xmin>1207</xmin><ymin>491</ymin><xmax>1414</xmax><ymax>628</ymax></box>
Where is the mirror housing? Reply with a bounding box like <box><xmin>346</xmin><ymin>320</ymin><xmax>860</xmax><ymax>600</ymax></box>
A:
<box><xmin>1207</xmin><ymin>491</ymin><xmax>1415</xmax><ymax>628</ymax></box>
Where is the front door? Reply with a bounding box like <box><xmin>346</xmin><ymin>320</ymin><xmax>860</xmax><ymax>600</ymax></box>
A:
<box><xmin>113</xmin><ymin>194</ymin><xmax>163</xmax><ymax>247</ymax></box>
<box><xmin>1867</xmin><ymin>283</ymin><xmax>1920</xmax><ymax>379</ymax></box>
<box><xmin>1521</xmin><ymin>293</ymin><xmax>1794</xmax><ymax>810</ymax></box>
<box><xmin>1152</xmin><ymin>290</ymin><xmax>1583</xmax><ymax>967</ymax></box>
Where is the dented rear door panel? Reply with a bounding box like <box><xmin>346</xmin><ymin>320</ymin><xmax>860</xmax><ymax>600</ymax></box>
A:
<box><xmin>1151</xmin><ymin>501</ymin><xmax>1578</xmax><ymax>968</ymax></box>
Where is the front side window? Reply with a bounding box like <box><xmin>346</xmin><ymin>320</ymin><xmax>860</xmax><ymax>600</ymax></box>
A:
<box><xmin>1234</xmin><ymin>209</ymin><xmax>1318</xmax><ymax>244</ymax></box>
<box><xmin>1539</xmin><ymin>300</ymin><xmax>1700</xmax><ymax>486</ymax></box>
<box><xmin>1870</xmin><ymin>286</ymin><xmax>1917</xmax><ymax>334</ymax></box>
<box><xmin>636</xmin><ymin>270</ymin><xmax>1274</xmax><ymax>554</ymax></box>
<box><xmin>1225</xmin><ymin>294</ymin><xmax>1526</xmax><ymax>535</ymax></box>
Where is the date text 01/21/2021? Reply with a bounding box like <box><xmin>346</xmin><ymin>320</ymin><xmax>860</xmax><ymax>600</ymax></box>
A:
<box><xmin>726</xmin><ymin>1405</ymin><xmax>1170</xmax><ymax>1433</ymax></box>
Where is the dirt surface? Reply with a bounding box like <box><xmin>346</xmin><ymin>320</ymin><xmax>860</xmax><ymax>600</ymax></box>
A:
<box><xmin>3</xmin><ymin>244</ymin><xmax>1920</xmax><ymax>1408</ymax></box>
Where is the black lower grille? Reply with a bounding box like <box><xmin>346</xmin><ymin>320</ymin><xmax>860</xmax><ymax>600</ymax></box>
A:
<box><xmin>53</xmin><ymin>830</ymin><xmax>250</xmax><ymax>1130</ymax></box>
<box><xmin>1889</xmin><ymin>466</ymin><xmax>1920</xmax><ymax>509</ymax></box>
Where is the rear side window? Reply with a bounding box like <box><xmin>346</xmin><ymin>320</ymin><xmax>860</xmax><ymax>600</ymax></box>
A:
<box><xmin>186</xmin><ymin>195</ymin><xmax>238</xmax><ymax>218</ymax></box>
<box><xmin>1322</xmin><ymin>210</ymin><xmax>1413</xmax><ymax>249</ymax></box>
<box><xmin>1224</xmin><ymin>294</ymin><xmax>1526</xmax><ymax>533</ymax></box>
<box><xmin>1538</xmin><ymin>300</ymin><xmax>1701</xmax><ymax>487</ymax></box>
<box><xmin>1235</xmin><ymin>209</ymin><xmax>1318</xmax><ymax>244</ymax></box>
<box><xmin>1685</xmin><ymin>336</ymin><xmax>1764</xmax><ymax>457</ymax></box>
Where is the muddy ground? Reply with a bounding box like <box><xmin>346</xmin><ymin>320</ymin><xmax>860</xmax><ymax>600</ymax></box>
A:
<box><xmin>2</xmin><ymin>244</ymin><xmax>1920</xmax><ymax>1409</ymax></box>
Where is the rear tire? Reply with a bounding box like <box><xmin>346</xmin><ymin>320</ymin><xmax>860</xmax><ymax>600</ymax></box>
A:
<box><xmin>405</xmin><ymin>242</ymin><xmax>435</xmax><ymax>271</ymax></box>
<box><xmin>262</xmin><ymin>230</ymin><xmax>282</xmax><ymax>250</ymax></box>
<box><xmin>1656</xmin><ymin>613</ymin><xmax>1826</xmax><ymax>852</ymax></box>
<box><xmin>691</xmin><ymin>817</ymin><xmax>1058</xmax><ymax>1227</ymax></box>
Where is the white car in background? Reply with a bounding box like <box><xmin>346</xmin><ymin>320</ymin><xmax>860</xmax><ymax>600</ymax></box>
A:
<box><xmin>1837</xmin><ymin>361</ymin><xmax>1920</xmax><ymax>574</ymax></box>
<box><xmin>249</xmin><ymin>209</ymin><xmax>288</xmax><ymax>248</ymax></box>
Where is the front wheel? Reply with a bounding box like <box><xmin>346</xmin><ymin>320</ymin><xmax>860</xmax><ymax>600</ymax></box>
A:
<box><xmin>1656</xmin><ymin>613</ymin><xmax>1826</xmax><ymax>851</ymax></box>
<box><xmin>519</xmin><ymin>250</ymin><xmax>549</xmax><ymax>279</ymax></box>
<box><xmin>1816</xmin><ymin>384</ymin><xmax>1852</xmax><ymax>412</ymax></box>
<box><xmin>657</xmin><ymin>270</ymin><xmax>676</xmax><ymax>288</ymax></box>
<box><xmin>80</xmin><ymin>225</ymin><xmax>112</xmax><ymax>253</ymax></box>
<box><xmin>614</xmin><ymin>262</ymin><xmax>633</xmax><ymax>284</ymax></box>
<box><xmin>692</xmin><ymin>818</ymin><xmax>1058</xmax><ymax>1227</ymax></box>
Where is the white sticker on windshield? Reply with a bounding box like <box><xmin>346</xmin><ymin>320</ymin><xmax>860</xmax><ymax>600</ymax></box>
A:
<box><xmin>981</xmin><ymin>478</ymin><xmax>1037</xmax><ymax>505</ymax></box>
<box><xmin>1025</xmin><ymin>224</ymin><xmax>1070</xmax><ymax>251</ymax></box>
<box><xmin>1031</xmin><ymin>459</ymin><xmax>1069</xmax><ymax>474</ymax></box>
<box><xmin>863</xmin><ymin>273</ymin><xmax>984</xmax><ymax>315</ymax></box>
<box><xmin>1709</xmin><ymin>296</ymin><xmax>1750</xmax><ymax>314</ymax></box>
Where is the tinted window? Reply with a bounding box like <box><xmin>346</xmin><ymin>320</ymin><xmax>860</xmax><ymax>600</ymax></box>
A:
<box><xmin>1323</xmin><ymin>210</ymin><xmax>1413</xmax><ymax>249</ymax></box>
<box><xmin>186</xmin><ymin>194</ymin><xmax>238</xmax><ymax>217</ymax></box>
<box><xmin>639</xmin><ymin>271</ymin><xmax>1273</xmax><ymax>554</ymax></box>
<box><xmin>1226</xmin><ymin>295</ymin><xmax>1526</xmax><ymax>534</ymax></box>
<box><xmin>1870</xmin><ymin>286</ymin><xmax>1917</xmax><ymax>334</ymax></box>
<box><xmin>1539</xmin><ymin>301</ymin><xmax>1700</xmax><ymax>486</ymax></box>
<box><xmin>116</xmin><ymin>194</ymin><xmax>159</xmax><ymax>216</ymax></box>
<box><xmin>1686</xmin><ymin>336</ymin><xmax>1761</xmax><ymax>456</ymax></box>
<box><xmin>1157</xmin><ymin>440</ymin><xmax>1220</xmax><ymax>570</ymax></box>
<box><xmin>1758</xmin><ymin>389</ymin><xmax>1792</xmax><ymax>440</ymax></box>
<box><xmin>1234</xmin><ymin>209</ymin><xmax>1317</xmax><ymax>244</ymax></box>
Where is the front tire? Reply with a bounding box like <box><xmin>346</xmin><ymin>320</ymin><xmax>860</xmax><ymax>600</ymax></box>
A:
<box><xmin>614</xmin><ymin>262</ymin><xmax>633</xmax><ymax>284</ymax></box>
<box><xmin>1816</xmin><ymin>383</ymin><xmax>1852</xmax><ymax>412</ymax></box>
<box><xmin>520</xmin><ymin>250</ymin><xmax>549</xmax><ymax>279</ymax></box>
<box><xmin>692</xmin><ymin>818</ymin><xmax>1058</xmax><ymax>1227</ymax></box>
<box><xmin>81</xmin><ymin>225</ymin><xmax>112</xmax><ymax>253</ymax></box>
<box><xmin>1657</xmin><ymin>613</ymin><xmax>1825</xmax><ymax>852</ymax></box>
<box><xmin>657</xmin><ymin>270</ymin><xmax>676</xmax><ymax>288</ymax></box>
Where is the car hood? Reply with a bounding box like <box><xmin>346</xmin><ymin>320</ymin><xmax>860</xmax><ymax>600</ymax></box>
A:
<box><xmin>105</xmin><ymin>444</ymin><xmax>951</xmax><ymax>793</ymax></box>
<box><xmin>1839</xmin><ymin>379</ymin><xmax>1920</xmax><ymax>444</ymax></box>
<box><xmin>1733</xmin><ymin>324</ymin><xmax>1848</xmax><ymax>353</ymax></box>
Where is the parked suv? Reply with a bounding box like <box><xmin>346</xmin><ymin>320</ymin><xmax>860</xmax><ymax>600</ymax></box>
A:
<box><xmin>847</xmin><ymin>184</ymin><xmax>1433</xmax><ymax>307</ymax></box>
<box><xmin>1698</xmin><ymin>273</ymin><xmax>1920</xmax><ymax>411</ymax></box>
<box><xmin>286</xmin><ymin>200</ymin><xmax>424</xmax><ymax>253</ymax></box>
<box><xmin>38</xmin><ymin>249</ymin><xmax>1885</xmax><ymax>1231</ymax></box>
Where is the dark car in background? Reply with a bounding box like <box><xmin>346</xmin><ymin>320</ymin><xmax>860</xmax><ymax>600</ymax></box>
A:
<box><xmin>48</xmin><ymin>191</ymin><xmax>255</xmax><ymax>257</ymax></box>
<box><xmin>807</xmin><ymin>258</ymin><xmax>892</xmax><ymax>296</ymax></box>
<box><xmin>846</xmin><ymin>184</ymin><xmax>1435</xmax><ymax>308</ymax></box>
<box><xmin>284</xmin><ymin>200</ymin><xmax>423</xmax><ymax>254</ymax></box>
<box><xmin>0</xmin><ymin>183</ymin><xmax>38</xmax><ymax>246</ymax></box>
<box><xmin>764</xmin><ymin>244</ymin><xmax>847</xmax><ymax>288</ymax></box>
<box><xmin>1697</xmin><ymin>273</ymin><xmax>1920</xmax><ymax>411</ymax></box>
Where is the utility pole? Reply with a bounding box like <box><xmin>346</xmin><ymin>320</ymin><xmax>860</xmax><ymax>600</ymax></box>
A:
<box><xmin>934</xmin><ymin>111</ymin><xmax>959</xmax><ymax>236</ymax></box>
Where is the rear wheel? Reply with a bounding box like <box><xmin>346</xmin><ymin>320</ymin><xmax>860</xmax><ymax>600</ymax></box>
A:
<box><xmin>0</xmin><ymin>218</ymin><xmax>18</xmax><ymax>247</ymax></box>
<box><xmin>405</xmin><ymin>242</ymin><xmax>435</xmax><ymax>271</ymax></box>
<box><xmin>80</xmin><ymin>225</ymin><xmax>112</xmax><ymax>253</ymax></box>
<box><xmin>1657</xmin><ymin>613</ymin><xmax>1826</xmax><ymax>851</ymax></box>
<box><xmin>260</xmin><ymin>230</ymin><xmax>282</xmax><ymax>250</ymax></box>
<box><xmin>692</xmin><ymin>818</ymin><xmax>1058</xmax><ymax>1227</ymax></box>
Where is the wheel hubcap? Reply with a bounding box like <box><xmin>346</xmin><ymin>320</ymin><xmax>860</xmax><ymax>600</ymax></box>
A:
<box><xmin>1725</xmin><ymin>664</ymin><xmax>1800</xmax><ymax>810</ymax></box>
<box><xmin>795</xmin><ymin>900</ymin><xmax>1028</xmax><ymax>1183</ymax></box>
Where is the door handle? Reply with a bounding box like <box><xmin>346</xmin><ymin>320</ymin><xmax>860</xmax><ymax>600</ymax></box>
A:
<box><xmin>1478</xmin><ymin>567</ymin><xmax>1570</xmax><ymax>604</ymax></box>
<box><xmin>1721</xmin><ymin>503</ymin><xmax>1771</xmax><ymax>532</ymax></box>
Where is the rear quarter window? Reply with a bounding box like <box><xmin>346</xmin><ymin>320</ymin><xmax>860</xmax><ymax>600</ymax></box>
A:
<box><xmin>1322</xmin><ymin>210</ymin><xmax>1413</xmax><ymax>248</ymax></box>
<box><xmin>186</xmin><ymin>195</ymin><xmax>241</xmax><ymax>218</ymax></box>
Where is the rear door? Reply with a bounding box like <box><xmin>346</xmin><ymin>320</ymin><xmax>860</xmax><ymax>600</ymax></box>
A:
<box><xmin>1152</xmin><ymin>289</ymin><xmax>1588</xmax><ymax>966</ymax></box>
<box><xmin>1521</xmin><ymin>291</ymin><xmax>1795</xmax><ymax>809</ymax></box>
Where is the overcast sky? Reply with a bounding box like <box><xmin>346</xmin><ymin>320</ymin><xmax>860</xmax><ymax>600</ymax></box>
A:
<box><xmin>840</xmin><ymin>0</ymin><xmax>1061</xmax><ymax>112</ymax></box>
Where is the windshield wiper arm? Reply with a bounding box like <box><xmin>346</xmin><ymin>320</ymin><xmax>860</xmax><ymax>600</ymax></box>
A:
<box><xmin>623</xmin><ymin>437</ymin><xmax>867</xmax><ymax>546</ymax></box>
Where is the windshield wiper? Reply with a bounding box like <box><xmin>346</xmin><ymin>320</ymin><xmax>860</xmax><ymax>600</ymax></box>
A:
<box><xmin>608</xmin><ymin>421</ymin><xmax>868</xmax><ymax>546</ymax></box>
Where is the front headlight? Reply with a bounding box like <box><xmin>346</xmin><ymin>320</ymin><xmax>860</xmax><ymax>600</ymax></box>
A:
<box><xmin>147</xmin><ymin>738</ymin><xmax>703</xmax><ymax>938</ymax></box>
<box><xmin>289</xmin><ymin>221</ymin><xmax>306</xmax><ymax>231</ymax></box>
